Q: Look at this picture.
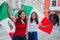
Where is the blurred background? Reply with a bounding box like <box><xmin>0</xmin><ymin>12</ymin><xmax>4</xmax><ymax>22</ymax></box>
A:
<box><xmin>0</xmin><ymin>0</ymin><xmax>60</xmax><ymax>40</ymax></box>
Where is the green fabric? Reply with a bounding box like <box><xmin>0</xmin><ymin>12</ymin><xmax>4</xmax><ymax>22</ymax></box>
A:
<box><xmin>0</xmin><ymin>2</ymin><xmax>14</xmax><ymax>21</ymax></box>
<box><xmin>23</xmin><ymin>4</ymin><xmax>33</xmax><ymax>16</ymax></box>
<box><xmin>15</xmin><ymin>4</ymin><xmax>33</xmax><ymax>17</ymax></box>
<box><xmin>0</xmin><ymin>2</ymin><xmax>8</xmax><ymax>21</ymax></box>
<box><xmin>15</xmin><ymin>12</ymin><xmax>18</xmax><ymax>17</ymax></box>
<box><xmin>0</xmin><ymin>2</ymin><xmax>7</xmax><ymax>10</ymax></box>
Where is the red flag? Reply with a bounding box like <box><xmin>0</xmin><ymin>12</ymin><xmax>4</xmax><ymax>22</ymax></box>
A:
<box><xmin>38</xmin><ymin>17</ymin><xmax>53</xmax><ymax>34</ymax></box>
<box><xmin>9</xmin><ymin>32</ymin><xmax>14</xmax><ymax>38</ymax></box>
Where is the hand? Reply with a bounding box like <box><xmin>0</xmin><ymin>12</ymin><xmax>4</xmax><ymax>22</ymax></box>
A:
<box><xmin>26</xmin><ymin>16</ymin><xmax>28</xmax><ymax>21</ymax></box>
<box><xmin>0</xmin><ymin>24</ymin><xmax>2</xmax><ymax>28</ymax></box>
<box><xmin>0</xmin><ymin>24</ymin><xmax>2</xmax><ymax>26</ymax></box>
<box><xmin>21</xmin><ymin>19</ymin><xmax>25</xmax><ymax>24</ymax></box>
<box><xmin>25</xmin><ymin>31</ymin><xmax>28</xmax><ymax>40</ymax></box>
<box><xmin>6</xmin><ymin>3</ymin><xmax>10</xmax><ymax>8</ymax></box>
<box><xmin>26</xmin><ymin>34</ymin><xmax>28</xmax><ymax>40</ymax></box>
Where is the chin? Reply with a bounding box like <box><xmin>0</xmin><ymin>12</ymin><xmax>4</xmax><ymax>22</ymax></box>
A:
<box><xmin>22</xmin><ymin>18</ymin><xmax>25</xmax><ymax>20</ymax></box>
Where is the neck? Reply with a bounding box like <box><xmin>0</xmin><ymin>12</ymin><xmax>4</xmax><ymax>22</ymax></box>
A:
<box><xmin>33</xmin><ymin>19</ymin><xmax>35</xmax><ymax>22</ymax></box>
<box><xmin>21</xmin><ymin>19</ymin><xmax>25</xmax><ymax>24</ymax></box>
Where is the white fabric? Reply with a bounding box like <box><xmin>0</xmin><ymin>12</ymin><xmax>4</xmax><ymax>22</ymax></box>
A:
<box><xmin>0</xmin><ymin>18</ymin><xmax>15</xmax><ymax>33</ymax></box>
<box><xmin>0</xmin><ymin>25</ymin><xmax>11</xmax><ymax>40</ymax></box>
<box><xmin>28</xmin><ymin>21</ymin><xmax>39</xmax><ymax>32</ymax></box>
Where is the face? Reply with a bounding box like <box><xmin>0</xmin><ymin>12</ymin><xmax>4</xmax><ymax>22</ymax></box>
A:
<box><xmin>31</xmin><ymin>13</ymin><xmax>36</xmax><ymax>20</ymax></box>
<box><xmin>19</xmin><ymin>12</ymin><xmax>26</xmax><ymax>20</ymax></box>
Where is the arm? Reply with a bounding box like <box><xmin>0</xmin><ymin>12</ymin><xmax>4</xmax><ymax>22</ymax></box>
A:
<box><xmin>0</xmin><ymin>24</ymin><xmax>2</xmax><ymax>27</ymax></box>
<box><xmin>8</xmin><ymin>21</ymin><xmax>13</xmax><ymax>30</ymax></box>
<box><xmin>26</xmin><ymin>28</ymin><xmax>28</xmax><ymax>40</ymax></box>
<box><xmin>6</xmin><ymin>3</ymin><xmax>16</xmax><ymax>22</ymax></box>
<box><xmin>39</xmin><ymin>24</ymin><xmax>51</xmax><ymax>28</ymax></box>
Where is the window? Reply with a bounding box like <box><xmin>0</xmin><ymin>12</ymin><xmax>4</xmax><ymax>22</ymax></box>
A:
<box><xmin>52</xmin><ymin>0</ymin><xmax>56</xmax><ymax>7</ymax></box>
<box><xmin>51</xmin><ymin>0</ymin><xmax>58</xmax><ymax>7</ymax></box>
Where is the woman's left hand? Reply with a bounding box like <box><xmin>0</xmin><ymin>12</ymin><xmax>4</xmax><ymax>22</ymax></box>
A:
<box><xmin>25</xmin><ymin>33</ymin><xmax>28</xmax><ymax>40</ymax></box>
<box><xmin>39</xmin><ymin>24</ymin><xmax>52</xmax><ymax>28</ymax></box>
<box><xmin>26</xmin><ymin>16</ymin><xmax>28</xmax><ymax>21</ymax></box>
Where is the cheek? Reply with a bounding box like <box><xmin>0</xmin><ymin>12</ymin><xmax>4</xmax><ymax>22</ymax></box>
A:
<box><xmin>20</xmin><ymin>15</ymin><xmax>24</xmax><ymax>18</ymax></box>
<box><xmin>34</xmin><ymin>15</ymin><xmax>36</xmax><ymax>18</ymax></box>
<box><xmin>21</xmin><ymin>15</ymin><xmax>26</xmax><ymax>19</ymax></box>
<box><xmin>33</xmin><ymin>15</ymin><xmax>36</xmax><ymax>18</ymax></box>
<box><xmin>22</xmin><ymin>15</ymin><xmax>25</xmax><ymax>17</ymax></box>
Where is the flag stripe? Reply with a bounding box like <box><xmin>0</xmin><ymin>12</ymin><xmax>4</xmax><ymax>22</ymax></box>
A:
<box><xmin>15</xmin><ymin>4</ymin><xmax>33</xmax><ymax>17</ymax></box>
<box><xmin>0</xmin><ymin>2</ymin><xmax>14</xmax><ymax>21</ymax></box>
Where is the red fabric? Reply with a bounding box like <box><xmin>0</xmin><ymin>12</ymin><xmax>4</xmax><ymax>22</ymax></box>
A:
<box><xmin>38</xmin><ymin>17</ymin><xmax>53</xmax><ymax>34</ymax></box>
<box><xmin>14</xmin><ymin>18</ymin><xmax>27</xmax><ymax>36</ymax></box>
<box><xmin>9</xmin><ymin>32</ymin><xmax>14</xmax><ymax>38</ymax></box>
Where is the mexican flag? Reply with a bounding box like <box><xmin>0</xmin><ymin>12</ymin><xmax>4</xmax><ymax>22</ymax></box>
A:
<box><xmin>15</xmin><ymin>4</ymin><xmax>53</xmax><ymax>34</ymax></box>
<box><xmin>0</xmin><ymin>2</ymin><xmax>15</xmax><ymax>38</ymax></box>
<box><xmin>0</xmin><ymin>2</ymin><xmax>53</xmax><ymax>39</ymax></box>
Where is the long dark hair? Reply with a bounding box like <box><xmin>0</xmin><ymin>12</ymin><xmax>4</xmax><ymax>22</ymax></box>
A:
<box><xmin>17</xmin><ymin>10</ymin><xmax>27</xmax><ymax>24</ymax></box>
<box><xmin>30</xmin><ymin>12</ymin><xmax>39</xmax><ymax>24</ymax></box>
<box><xmin>49</xmin><ymin>14</ymin><xmax>59</xmax><ymax>25</ymax></box>
<box><xmin>54</xmin><ymin>14</ymin><xmax>59</xmax><ymax>26</ymax></box>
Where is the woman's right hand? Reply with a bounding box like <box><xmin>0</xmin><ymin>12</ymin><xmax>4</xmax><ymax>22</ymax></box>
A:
<box><xmin>26</xmin><ymin>15</ymin><xmax>28</xmax><ymax>21</ymax></box>
<box><xmin>6</xmin><ymin>3</ymin><xmax>16</xmax><ymax>22</ymax></box>
<box><xmin>6</xmin><ymin>3</ymin><xmax>10</xmax><ymax>8</ymax></box>
<box><xmin>0</xmin><ymin>24</ymin><xmax>2</xmax><ymax>27</ymax></box>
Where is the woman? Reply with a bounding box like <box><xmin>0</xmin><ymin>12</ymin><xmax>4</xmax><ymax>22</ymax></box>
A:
<box><xmin>28</xmin><ymin>12</ymin><xmax>39</xmax><ymax>40</ymax></box>
<box><xmin>6</xmin><ymin>3</ymin><xmax>28</xmax><ymax>40</ymax></box>
<box><xmin>28</xmin><ymin>12</ymin><xmax>51</xmax><ymax>40</ymax></box>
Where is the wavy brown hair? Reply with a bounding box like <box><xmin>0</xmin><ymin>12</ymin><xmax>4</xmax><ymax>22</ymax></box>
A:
<box><xmin>17</xmin><ymin>10</ymin><xmax>27</xmax><ymax>24</ymax></box>
<box><xmin>30</xmin><ymin>12</ymin><xmax>39</xmax><ymax>24</ymax></box>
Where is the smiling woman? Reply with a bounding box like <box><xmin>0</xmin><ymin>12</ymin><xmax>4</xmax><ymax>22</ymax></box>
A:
<box><xmin>6</xmin><ymin>3</ymin><xmax>28</xmax><ymax>40</ymax></box>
